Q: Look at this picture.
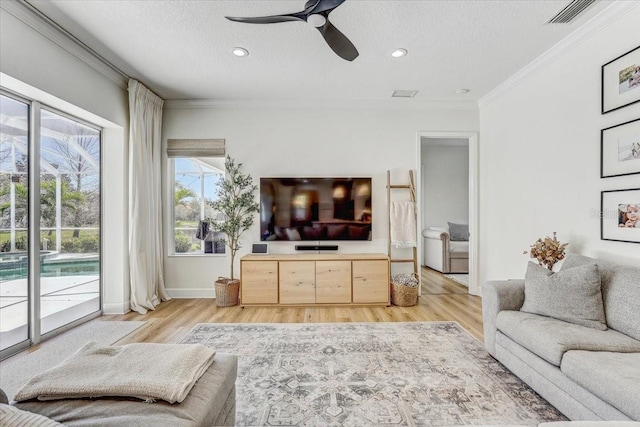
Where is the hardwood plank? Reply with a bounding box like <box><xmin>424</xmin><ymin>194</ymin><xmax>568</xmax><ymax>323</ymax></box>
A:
<box><xmin>108</xmin><ymin>267</ymin><xmax>483</xmax><ymax>345</ymax></box>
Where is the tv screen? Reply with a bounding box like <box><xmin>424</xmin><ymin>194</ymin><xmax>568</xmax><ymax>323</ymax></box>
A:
<box><xmin>260</xmin><ymin>177</ymin><xmax>372</xmax><ymax>241</ymax></box>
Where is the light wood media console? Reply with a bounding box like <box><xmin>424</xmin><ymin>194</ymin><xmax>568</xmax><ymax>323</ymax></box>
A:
<box><xmin>240</xmin><ymin>253</ymin><xmax>390</xmax><ymax>306</ymax></box>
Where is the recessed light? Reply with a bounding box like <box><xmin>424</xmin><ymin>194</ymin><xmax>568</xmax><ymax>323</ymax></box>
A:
<box><xmin>232</xmin><ymin>47</ymin><xmax>249</xmax><ymax>57</ymax></box>
<box><xmin>391</xmin><ymin>48</ymin><xmax>408</xmax><ymax>58</ymax></box>
<box><xmin>392</xmin><ymin>90</ymin><xmax>418</xmax><ymax>98</ymax></box>
<box><xmin>456</xmin><ymin>88</ymin><xmax>470</xmax><ymax>94</ymax></box>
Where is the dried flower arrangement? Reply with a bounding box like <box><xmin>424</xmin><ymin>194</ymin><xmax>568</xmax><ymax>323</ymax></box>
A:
<box><xmin>523</xmin><ymin>232</ymin><xmax>569</xmax><ymax>271</ymax></box>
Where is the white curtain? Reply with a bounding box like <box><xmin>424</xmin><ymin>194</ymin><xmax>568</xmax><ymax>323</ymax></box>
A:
<box><xmin>128</xmin><ymin>79</ymin><xmax>170</xmax><ymax>314</ymax></box>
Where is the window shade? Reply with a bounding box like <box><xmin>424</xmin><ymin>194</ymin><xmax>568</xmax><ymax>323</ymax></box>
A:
<box><xmin>166</xmin><ymin>139</ymin><xmax>225</xmax><ymax>158</ymax></box>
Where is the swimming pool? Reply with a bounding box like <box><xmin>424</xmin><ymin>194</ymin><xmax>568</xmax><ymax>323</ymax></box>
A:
<box><xmin>0</xmin><ymin>251</ymin><xmax>99</xmax><ymax>280</ymax></box>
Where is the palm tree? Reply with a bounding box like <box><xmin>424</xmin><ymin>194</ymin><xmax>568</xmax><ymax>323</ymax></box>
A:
<box><xmin>175</xmin><ymin>182</ymin><xmax>196</xmax><ymax>206</ymax></box>
<box><xmin>0</xmin><ymin>182</ymin><xmax>28</xmax><ymax>228</ymax></box>
<box><xmin>40</xmin><ymin>180</ymin><xmax>84</xmax><ymax>233</ymax></box>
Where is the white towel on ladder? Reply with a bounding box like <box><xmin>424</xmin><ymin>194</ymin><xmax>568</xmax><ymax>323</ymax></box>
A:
<box><xmin>390</xmin><ymin>201</ymin><xmax>417</xmax><ymax>248</ymax></box>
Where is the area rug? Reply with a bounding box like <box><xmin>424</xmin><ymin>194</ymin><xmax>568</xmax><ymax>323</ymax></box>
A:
<box><xmin>181</xmin><ymin>322</ymin><xmax>566</xmax><ymax>426</ymax></box>
<box><xmin>444</xmin><ymin>274</ymin><xmax>470</xmax><ymax>287</ymax></box>
<box><xmin>0</xmin><ymin>320</ymin><xmax>145</xmax><ymax>400</ymax></box>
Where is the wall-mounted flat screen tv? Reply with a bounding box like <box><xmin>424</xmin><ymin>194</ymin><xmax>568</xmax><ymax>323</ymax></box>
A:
<box><xmin>260</xmin><ymin>177</ymin><xmax>372</xmax><ymax>241</ymax></box>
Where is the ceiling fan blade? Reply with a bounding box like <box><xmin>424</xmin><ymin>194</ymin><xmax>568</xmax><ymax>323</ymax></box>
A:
<box><xmin>317</xmin><ymin>20</ymin><xmax>359</xmax><ymax>61</ymax></box>
<box><xmin>306</xmin><ymin>0</ymin><xmax>346</xmax><ymax>15</ymax></box>
<box><xmin>225</xmin><ymin>15</ymin><xmax>302</xmax><ymax>24</ymax></box>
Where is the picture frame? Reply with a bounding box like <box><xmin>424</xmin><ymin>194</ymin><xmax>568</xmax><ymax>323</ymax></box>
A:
<box><xmin>601</xmin><ymin>118</ymin><xmax>640</xmax><ymax>178</ymax></box>
<box><xmin>602</xmin><ymin>45</ymin><xmax>640</xmax><ymax>114</ymax></box>
<box><xmin>601</xmin><ymin>188</ymin><xmax>640</xmax><ymax>244</ymax></box>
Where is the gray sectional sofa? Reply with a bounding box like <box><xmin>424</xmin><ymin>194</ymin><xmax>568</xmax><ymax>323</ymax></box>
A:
<box><xmin>483</xmin><ymin>253</ymin><xmax>640</xmax><ymax>421</ymax></box>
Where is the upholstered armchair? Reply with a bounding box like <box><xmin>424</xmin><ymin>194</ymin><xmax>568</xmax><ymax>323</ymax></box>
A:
<box><xmin>422</xmin><ymin>226</ymin><xmax>469</xmax><ymax>273</ymax></box>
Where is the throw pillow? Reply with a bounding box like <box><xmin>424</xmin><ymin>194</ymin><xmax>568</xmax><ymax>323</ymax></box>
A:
<box><xmin>521</xmin><ymin>262</ymin><xmax>607</xmax><ymax>330</ymax></box>
<box><xmin>284</xmin><ymin>227</ymin><xmax>302</xmax><ymax>241</ymax></box>
<box><xmin>447</xmin><ymin>222</ymin><xmax>469</xmax><ymax>241</ymax></box>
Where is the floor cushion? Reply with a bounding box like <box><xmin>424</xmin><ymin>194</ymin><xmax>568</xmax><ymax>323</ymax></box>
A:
<box><xmin>15</xmin><ymin>353</ymin><xmax>237</xmax><ymax>427</ymax></box>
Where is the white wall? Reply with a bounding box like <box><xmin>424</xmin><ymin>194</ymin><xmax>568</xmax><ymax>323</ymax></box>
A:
<box><xmin>421</xmin><ymin>142</ymin><xmax>469</xmax><ymax>229</ymax></box>
<box><xmin>1</xmin><ymin>6</ymin><xmax>130</xmax><ymax>313</ymax></box>
<box><xmin>162</xmin><ymin>104</ymin><xmax>479</xmax><ymax>296</ymax></box>
<box><xmin>478</xmin><ymin>5</ymin><xmax>640</xmax><ymax>286</ymax></box>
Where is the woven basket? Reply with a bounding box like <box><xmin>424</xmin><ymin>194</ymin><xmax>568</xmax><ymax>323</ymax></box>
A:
<box><xmin>390</xmin><ymin>273</ymin><xmax>419</xmax><ymax>307</ymax></box>
<box><xmin>214</xmin><ymin>277</ymin><xmax>240</xmax><ymax>307</ymax></box>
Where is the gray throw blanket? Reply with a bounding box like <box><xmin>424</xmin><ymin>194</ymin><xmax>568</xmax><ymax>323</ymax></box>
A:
<box><xmin>13</xmin><ymin>341</ymin><xmax>216</xmax><ymax>404</ymax></box>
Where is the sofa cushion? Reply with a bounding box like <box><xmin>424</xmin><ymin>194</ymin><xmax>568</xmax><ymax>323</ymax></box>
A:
<box><xmin>521</xmin><ymin>262</ymin><xmax>606</xmax><ymax>330</ymax></box>
<box><xmin>348</xmin><ymin>225</ymin><xmax>370</xmax><ymax>240</ymax></box>
<box><xmin>449</xmin><ymin>241</ymin><xmax>469</xmax><ymax>254</ymax></box>
<box><xmin>301</xmin><ymin>226</ymin><xmax>325</xmax><ymax>240</ymax></box>
<box><xmin>0</xmin><ymin>404</ymin><xmax>63</xmax><ymax>427</ymax></box>
<box><xmin>562</xmin><ymin>253</ymin><xmax>640</xmax><ymax>341</ymax></box>
<box><xmin>561</xmin><ymin>351</ymin><xmax>640</xmax><ymax>421</ymax></box>
<box><xmin>15</xmin><ymin>353</ymin><xmax>237</xmax><ymax>427</ymax></box>
<box><xmin>326</xmin><ymin>224</ymin><xmax>348</xmax><ymax>240</ymax></box>
<box><xmin>496</xmin><ymin>310</ymin><xmax>640</xmax><ymax>366</ymax></box>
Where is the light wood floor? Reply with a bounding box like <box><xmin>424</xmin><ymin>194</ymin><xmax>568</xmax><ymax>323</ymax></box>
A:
<box><xmin>103</xmin><ymin>267</ymin><xmax>483</xmax><ymax>345</ymax></box>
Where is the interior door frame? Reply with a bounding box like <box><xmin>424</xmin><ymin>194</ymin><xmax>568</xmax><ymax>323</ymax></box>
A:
<box><xmin>416</xmin><ymin>131</ymin><xmax>479</xmax><ymax>296</ymax></box>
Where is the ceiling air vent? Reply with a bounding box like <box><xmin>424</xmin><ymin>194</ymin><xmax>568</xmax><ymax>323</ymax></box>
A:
<box><xmin>547</xmin><ymin>0</ymin><xmax>597</xmax><ymax>24</ymax></box>
<box><xmin>391</xmin><ymin>90</ymin><xmax>418</xmax><ymax>98</ymax></box>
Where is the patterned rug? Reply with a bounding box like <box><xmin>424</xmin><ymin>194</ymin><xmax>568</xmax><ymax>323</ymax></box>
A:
<box><xmin>181</xmin><ymin>322</ymin><xmax>565</xmax><ymax>426</ymax></box>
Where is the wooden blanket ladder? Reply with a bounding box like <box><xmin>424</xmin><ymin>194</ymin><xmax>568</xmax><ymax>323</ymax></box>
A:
<box><xmin>386</xmin><ymin>170</ymin><xmax>418</xmax><ymax>277</ymax></box>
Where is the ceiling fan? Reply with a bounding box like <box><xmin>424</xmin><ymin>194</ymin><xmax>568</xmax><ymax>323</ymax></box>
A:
<box><xmin>225</xmin><ymin>0</ymin><xmax>359</xmax><ymax>62</ymax></box>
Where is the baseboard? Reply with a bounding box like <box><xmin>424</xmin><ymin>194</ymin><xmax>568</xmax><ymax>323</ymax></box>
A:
<box><xmin>103</xmin><ymin>300</ymin><xmax>130</xmax><ymax>315</ymax></box>
<box><xmin>165</xmin><ymin>288</ymin><xmax>216</xmax><ymax>299</ymax></box>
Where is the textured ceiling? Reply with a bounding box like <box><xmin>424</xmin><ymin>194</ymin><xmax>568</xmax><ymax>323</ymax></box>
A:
<box><xmin>27</xmin><ymin>0</ymin><xmax>612</xmax><ymax>103</ymax></box>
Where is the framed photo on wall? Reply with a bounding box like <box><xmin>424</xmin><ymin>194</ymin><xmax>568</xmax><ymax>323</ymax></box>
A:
<box><xmin>601</xmin><ymin>188</ymin><xmax>640</xmax><ymax>244</ymax></box>
<box><xmin>601</xmin><ymin>118</ymin><xmax>640</xmax><ymax>178</ymax></box>
<box><xmin>602</xmin><ymin>45</ymin><xmax>640</xmax><ymax>114</ymax></box>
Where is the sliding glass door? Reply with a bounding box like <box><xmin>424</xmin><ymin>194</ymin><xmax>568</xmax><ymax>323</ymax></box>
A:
<box><xmin>0</xmin><ymin>94</ymin><xmax>30</xmax><ymax>352</ymax></box>
<box><xmin>0</xmin><ymin>92</ymin><xmax>101</xmax><ymax>358</ymax></box>
<box><xmin>39</xmin><ymin>109</ymin><xmax>101</xmax><ymax>335</ymax></box>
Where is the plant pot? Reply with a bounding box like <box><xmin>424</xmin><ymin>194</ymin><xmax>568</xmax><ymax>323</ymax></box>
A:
<box><xmin>214</xmin><ymin>277</ymin><xmax>240</xmax><ymax>307</ymax></box>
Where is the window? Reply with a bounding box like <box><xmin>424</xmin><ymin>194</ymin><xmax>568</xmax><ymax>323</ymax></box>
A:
<box><xmin>168</xmin><ymin>139</ymin><xmax>226</xmax><ymax>255</ymax></box>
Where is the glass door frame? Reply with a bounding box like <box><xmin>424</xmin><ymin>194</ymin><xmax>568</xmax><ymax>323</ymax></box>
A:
<box><xmin>0</xmin><ymin>89</ymin><xmax>103</xmax><ymax>360</ymax></box>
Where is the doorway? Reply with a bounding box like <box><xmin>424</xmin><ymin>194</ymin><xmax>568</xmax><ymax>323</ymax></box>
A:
<box><xmin>416</xmin><ymin>132</ymin><xmax>479</xmax><ymax>296</ymax></box>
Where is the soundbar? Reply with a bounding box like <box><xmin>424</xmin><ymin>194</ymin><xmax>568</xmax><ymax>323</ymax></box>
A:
<box><xmin>295</xmin><ymin>245</ymin><xmax>339</xmax><ymax>251</ymax></box>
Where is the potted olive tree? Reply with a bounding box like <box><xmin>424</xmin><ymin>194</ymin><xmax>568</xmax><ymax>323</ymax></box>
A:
<box><xmin>209</xmin><ymin>155</ymin><xmax>259</xmax><ymax>306</ymax></box>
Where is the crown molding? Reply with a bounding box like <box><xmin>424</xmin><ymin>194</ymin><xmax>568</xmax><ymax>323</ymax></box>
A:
<box><xmin>165</xmin><ymin>98</ymin><xmax>479</xmax><ymax>111</ymax></box>
<box><xmin>478</xmin><ymin>0</ymin><xmax>639</xmax><ymax>109</ymax></box>
<box><xmin>1</xmin><ymin>0</ymin><xmax>128</xmax><ymax>88</ymax></box>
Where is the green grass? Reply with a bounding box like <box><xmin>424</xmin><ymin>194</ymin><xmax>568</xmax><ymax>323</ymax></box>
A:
<box><xmin>0</xmin><ymin>229</ymin><xmax>99</xmax><ymax>250</ymax></box>
<box><xmin>175</xmin><ymin>220</ymin><xmax>199</xmax><ymax>228</ymax></box>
